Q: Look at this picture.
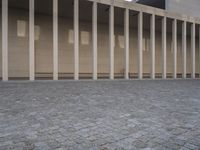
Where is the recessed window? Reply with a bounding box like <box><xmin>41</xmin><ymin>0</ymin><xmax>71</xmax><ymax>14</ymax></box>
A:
<box><xmin>143</xmin><ymin>36</ymin><xmax>149</xmax><ymax>52</ymax></box>
<box><xmin>34</xmin><ymin>25</ymin><xmax>40</xmax><ymax>41</ymax></box>
<box><xmin>81</xmin><ymin>31</ymin><xmax>90</xmax><ymax>45</ymax></box>
<box><xmin>143</xmin><ymin>37</ymin><xmax>145</xmax><ymax>51</ymax></box>
<box><xmin>146</xmin><ymin>38</ymin><xmax>150</xmax><ymax>52</ymax></box>
<box><xmin>68</xmin><ymin>29</ymin><xmax>74</xmax><ymax>44</ymax></box>
<box><xmin>170</xmin><ymin>41</ymin><xmax>173</xmax><ymax>54</ymax></box>
<box><xmin>118</xmin><ymin>35</ymin><xmax>125</xmax><ymax>49</ymax></box>
<box><xmin>17</xmin><ymin>20</ymin><xmax>27</xmax><ymax>37</ymax></box>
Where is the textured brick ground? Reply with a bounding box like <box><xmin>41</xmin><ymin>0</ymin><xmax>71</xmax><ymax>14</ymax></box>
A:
<box><xmin>0</xmin><ymin>80</ymin><xmax>200</xmax><ymax>150</ymax></box>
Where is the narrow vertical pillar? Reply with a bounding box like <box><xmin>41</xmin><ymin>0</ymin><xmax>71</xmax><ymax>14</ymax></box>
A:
<box><xmin>199</xmin><ymin>26</ymin><xmax>200</xmax><ymax>78</ymax></box>
<box><xmin>191</xmin><ymin>22</ymin><xmax>196</xmax><ymax>79</ymax></box>
<box><xmin>29</xmin><ymin>0</ymin><xmax>35</xmax><ymax>81</ymax></box>
<box><xmin>92</xmin><ymin>1</ymin><xmax>97</xmax><ymax>80</ymax></box>
<box><xmin>150</xmin><ymin>14</ymin><xmax>155</xmax><ymax>79</ymax></box>
<box><xmin>162</xmin><ymin>16</ymin><xmax>167</xmax><ymax>79</ymax></box>
<box><xmin>182</xmin><ymin>21</ymin><xmax>187</xmax><ymax>79</ymax></box>
<box><xmin>2</xmin><ymin>0</ymin><xmax>8</xmax><ymax>81</ymax></box>
<box><xmin>74</xmin><ymin>0</ymin><xmax>79</xmax><ymax>80</ymax></box>
<box><xmin>138</xmin><ymin>11</ymin><xmax>143</xmax><ymax>79</ymax></box>
<box><xmin>53</xmin><ymin>0</ymin><xmax>58</xmax><ymax>80</ymax></box>
<box><xmin>124</xmin><ymin>8</ymin><xmax>129</xmax><ymax>79</ymax></box>
<box><xmin>173</xmin><ymin>19</ymin><xmax>177</xmax><ymax>79</ymax></box>
<box><xmin>109</xmin><ymin>5</ymin><xmax>114</xmax><ymax>80</ymax></box>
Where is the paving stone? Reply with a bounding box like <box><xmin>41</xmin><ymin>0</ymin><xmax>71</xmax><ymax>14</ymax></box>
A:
<box><xmin>179</xmin><ymin>147</ymin><xmax>190</xmax><ymax>150</ymax></box>
<box><xmin>35</xmin><ymin>142</ymin><xmax>50</xmax><ymax>150</ymax></box>
<box><xmin>133</xmin><ymin>140</ymin><xmax>148</xmax><ymax>149</ymax></box>
<box><xmin>184</xmin><ymin>143</ymin><xmax>200</xmax><ymax>150</ymax></box>
<box><xmin>0</xmin><ymin>80</ymin><xmax>200</xmax><ymax>149</ymax></box>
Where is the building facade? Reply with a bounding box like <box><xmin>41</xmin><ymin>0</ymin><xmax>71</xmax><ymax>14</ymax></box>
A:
<box><xmin>0</xmin><ymin>0</ymin><xmax>200</xmax><ymax>81</ymax></box>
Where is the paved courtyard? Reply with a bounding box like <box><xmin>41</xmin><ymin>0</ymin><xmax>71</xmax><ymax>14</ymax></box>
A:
<box><xmin>0</xmin><ymin>80</ymin><xmax>200</xmax><ymax>150</ymax></box>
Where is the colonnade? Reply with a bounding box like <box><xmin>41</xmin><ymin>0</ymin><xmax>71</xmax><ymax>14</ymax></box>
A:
<box><xmin>1</xmin><ymin>0</ymin><xmax>200</xmax><ymax>81</ymax></box>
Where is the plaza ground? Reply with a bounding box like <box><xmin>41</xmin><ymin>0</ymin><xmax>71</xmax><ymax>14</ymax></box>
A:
<box><xmin>0</xmin><ymin>80</ymin><xmax>200</xmax><ymax>150</ymax></box>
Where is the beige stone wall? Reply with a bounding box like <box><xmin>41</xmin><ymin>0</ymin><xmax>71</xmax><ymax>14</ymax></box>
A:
<box><xmin>35</xmin><ymin>14</ymin><xmax>53</xmax><ymax>76</ymax></box>
<box><xmin>58</xmin><ymin>18</ymin><xmax>74</xmax><ymax>74</ymax></box>
<box><xmin>0</xmin><ymin>8</ymin><xmax>199</xmax><ymax>78</ymax></box>
<box><xmin>8</xmin><ymin>9</ymin><xmax>29</xmax><ymax>78</ymax></box>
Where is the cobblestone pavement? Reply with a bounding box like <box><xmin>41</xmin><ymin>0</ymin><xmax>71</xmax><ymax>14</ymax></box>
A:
<box><xmin>0</xmin><ymin>80</ymin><xmax>200</xmax><ymax>150</ymax></box>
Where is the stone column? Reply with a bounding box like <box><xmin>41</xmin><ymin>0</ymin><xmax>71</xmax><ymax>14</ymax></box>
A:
<box><xmin>150</xmin><ymin>14</ymin><xmax>155</xmax><ymax>79</ymax></box>
<box><xmin>74</xmin><ymin>0</ymin><xmax>79</xmax><ymax>80</ymax></box>
<box><xmin>2</xmin><ymin>0</ymin><xmax>8</xmax><ymax>81</ymax></box>
<box><xmin>29</xmin><ymin>0</ymin><xmax>35</xmax><ymax>81</ymax></box>
<box><xmin>191</xmin><ymin>22</ymin><xmax>196</xmax><ymax>79</ymax></box>
<box><xmin>124</xmin><ymin>8</ymin><xmax>129</xmax><ymax>79</ymax></box>
<box><xmin>138</xmin><ymin>11</ymin><xmax>143</xmax><ymax>79</ymax></box>
<box><xmin>173</xmin><ymin>19</ymin><xmax>177</xmax><ymax>79</ymax></box>
<box><xmin>182</xmin><ymin>21</ymin><xmax>187</xmax><ymax>79</ymax></box>
<box><xmin>92</xmin><ymin>2</ymin><xmax>97</xmax><ymax>80</ymax></box>
<box><xmin>109</xmin><ymin>5</ymin><xmax>114</xmax><ymax>80</ymax></box>
<box><xmin>162</xmin><ymin>16</ymin><xmax>167</xmax><ymax>79</ymax></box>
<box><xmin>53</xmin><ymin>0</ymin><xmax>58</xmax><ymax>80</ymax></box>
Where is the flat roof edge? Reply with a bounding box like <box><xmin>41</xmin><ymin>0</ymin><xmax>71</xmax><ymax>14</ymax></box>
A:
<box><xmin>88</xmin><ymin>0</ymin><xmax>200</xmax><ymax>24</ymax></box>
